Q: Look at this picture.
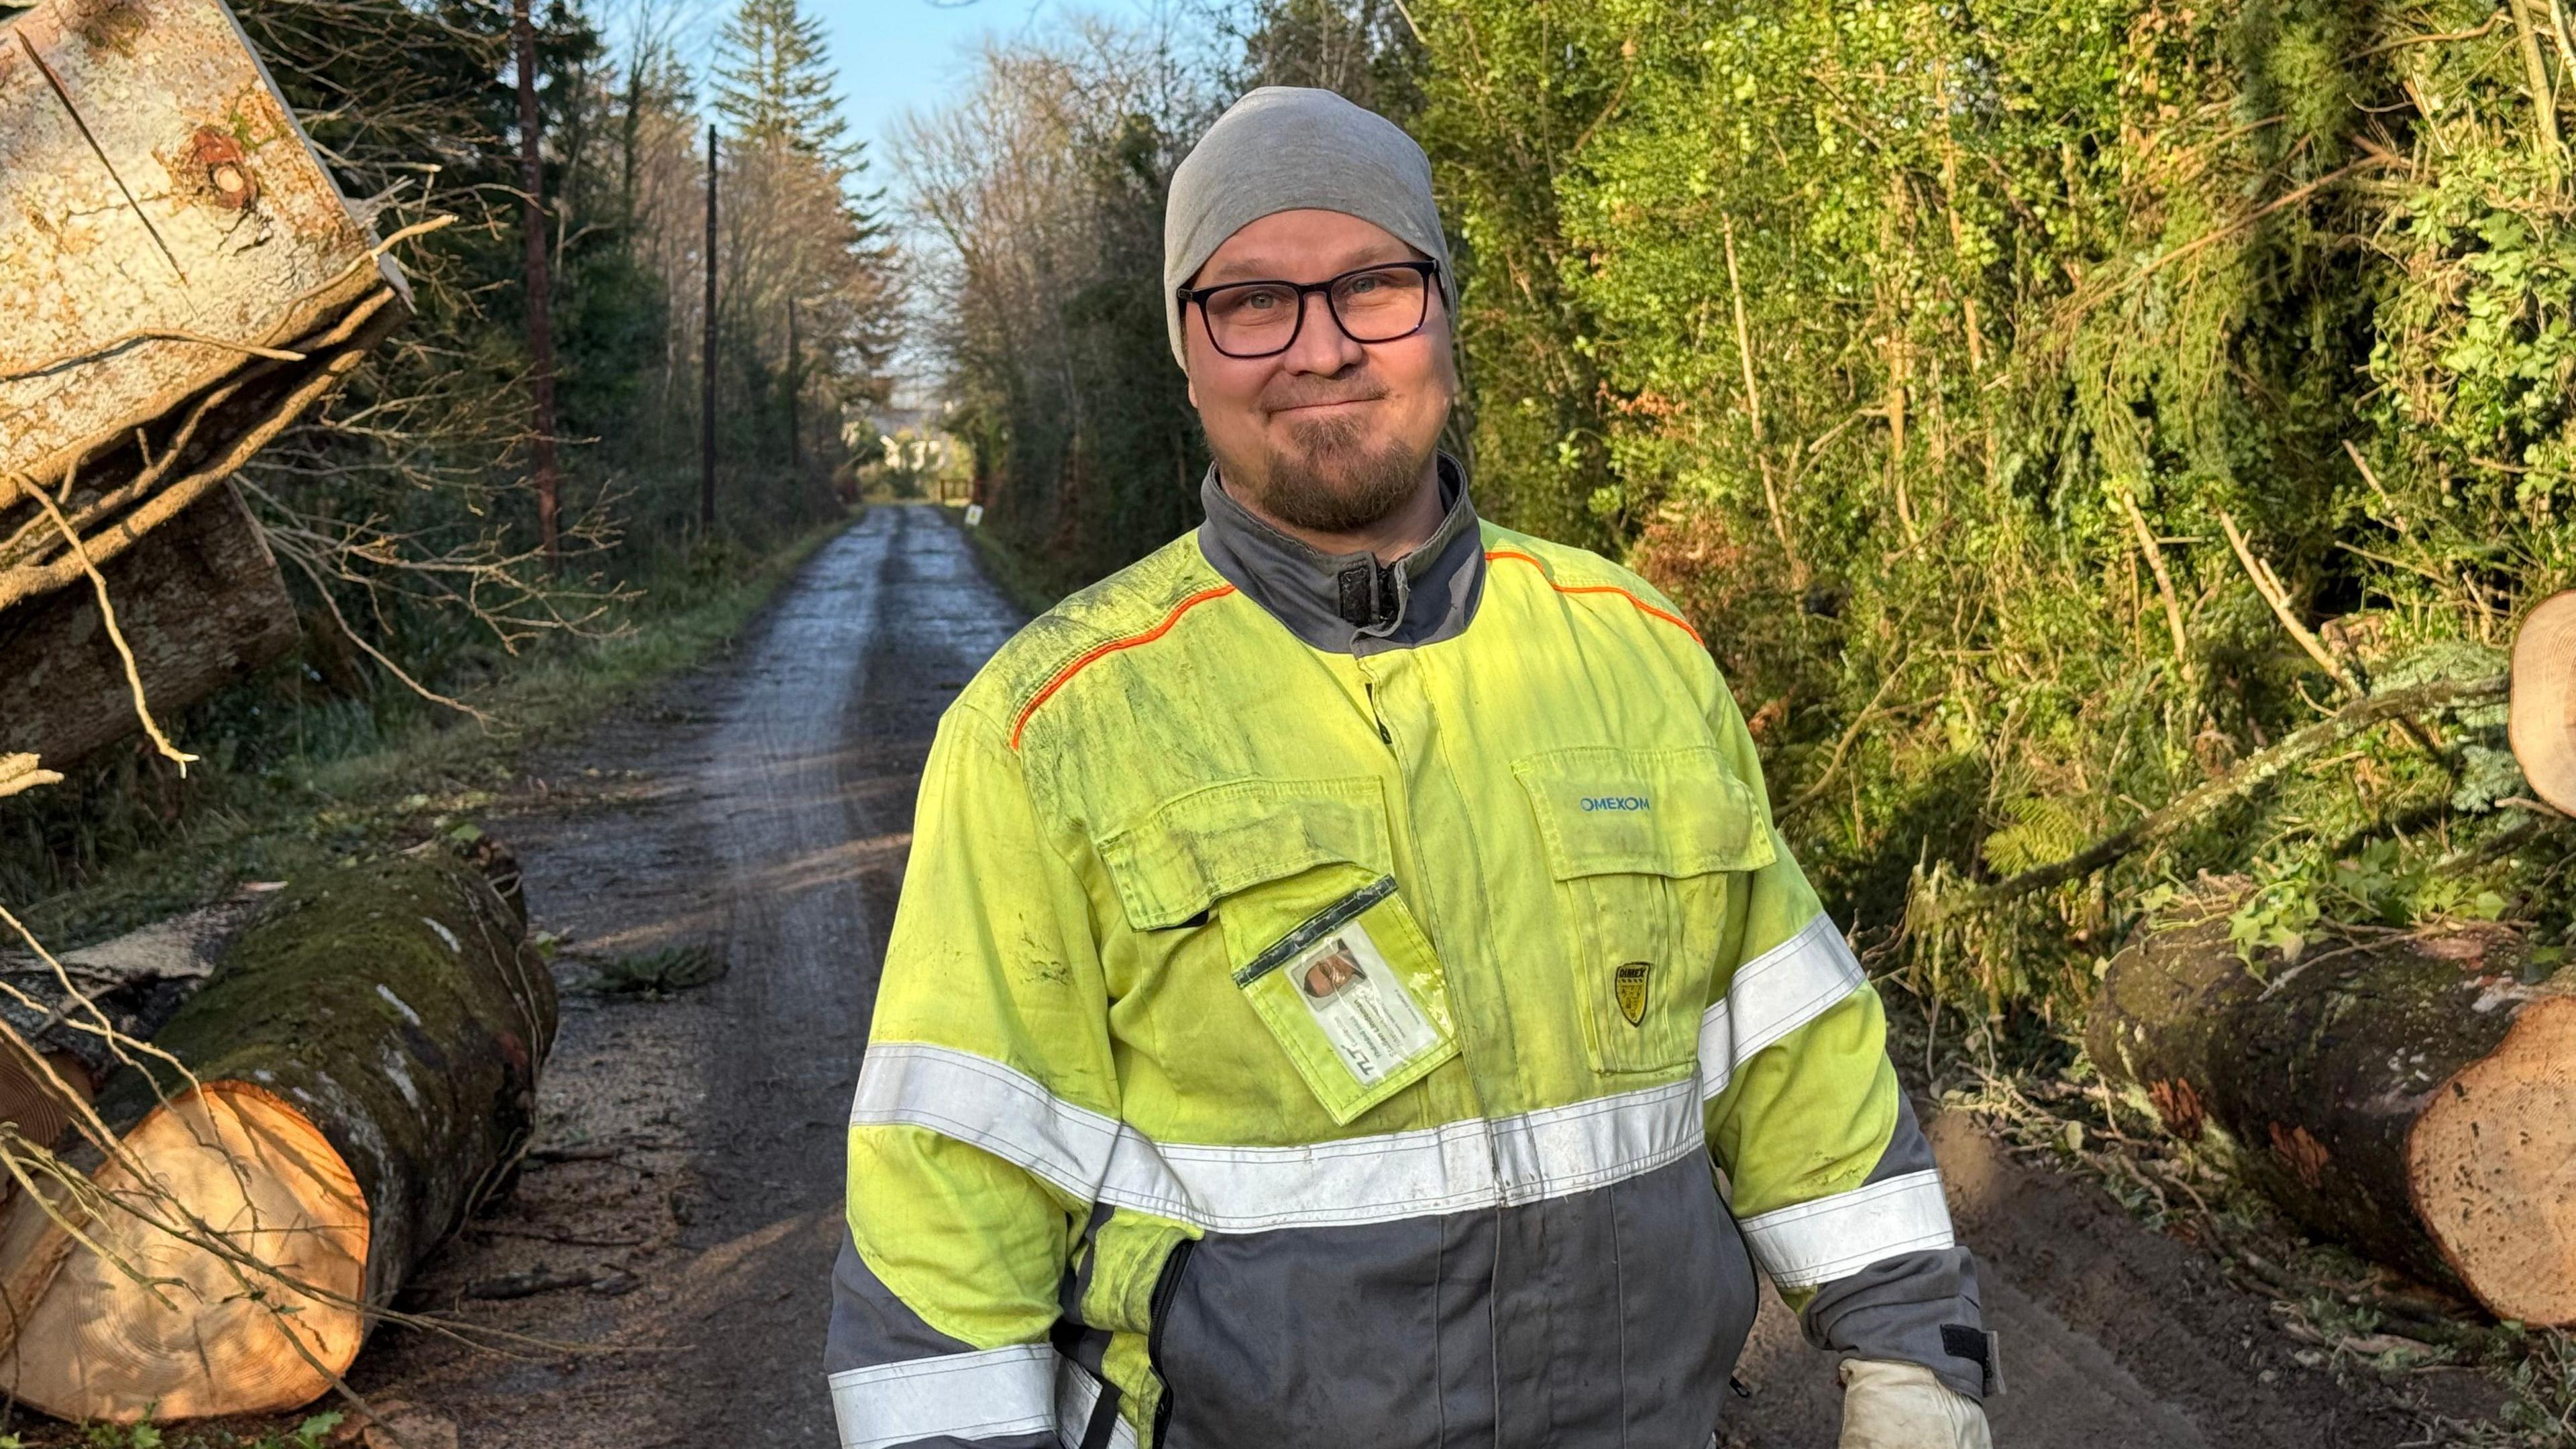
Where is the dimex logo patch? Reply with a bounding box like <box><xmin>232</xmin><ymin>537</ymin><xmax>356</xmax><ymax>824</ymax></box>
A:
<box><xmin>1579</xmin><ymin>795</ymin><xmax>1650</xmax><ymax>812</ymax></box>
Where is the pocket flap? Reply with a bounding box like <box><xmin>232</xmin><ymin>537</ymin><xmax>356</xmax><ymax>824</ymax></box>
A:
<box><xmin>1511</xmin><ymin>745</ymin><xmax>1776</xmax><ymax>880</ymax></box>
<box><xmin>1095</xmin><ymin>777</ymin><xmax>1391</xmax><ymax>930</ymax></box>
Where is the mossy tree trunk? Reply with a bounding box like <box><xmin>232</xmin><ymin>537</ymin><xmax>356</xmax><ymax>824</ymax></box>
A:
<box><xmin>2088</xmin><ymin>892</ymin><xmax>2576</xmax><ymax>1326</ymax></box>
<box><xmin>0</xmin><ymin>844</ymin><xmax>557</xmax><ymax>1421</ymax></box>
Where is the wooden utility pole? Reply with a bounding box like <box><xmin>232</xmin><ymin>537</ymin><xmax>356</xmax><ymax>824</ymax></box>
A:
<box><xmin>700</xmin><ymin>123</ymin><xmax>718</xmax><ymax>530</ymax></box>
<box><xmin>513</xmin><ymin>0</ymin><xmax>559</xmax><ymax>572</ymax></box>
<box><xmin>786</xmin><ymin>294</ymin><xmax>801</xmax><ymax>473</ymax></box>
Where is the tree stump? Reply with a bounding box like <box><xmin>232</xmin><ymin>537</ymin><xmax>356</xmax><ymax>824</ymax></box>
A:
<box><xmin>2088</xmin><ymin>889</ymin><xmax>2576</xmax><ymax>1326</ymax></box>
<box><xmin>0</xmin><ymin>845</ymin><xmax>557</xmax><ymax>1419</ymax></box>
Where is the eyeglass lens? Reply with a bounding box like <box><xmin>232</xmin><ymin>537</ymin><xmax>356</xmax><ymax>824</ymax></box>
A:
<box><xmin>1203</xmin><ymin>267</ymin><xmax>1430</xmax><ymax>357</ymax></box>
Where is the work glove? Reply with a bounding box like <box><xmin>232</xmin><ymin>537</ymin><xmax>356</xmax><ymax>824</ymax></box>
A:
<box><xmin>1837</xmin><ymin>1358</ymin><xmax>1992</xmax><ymax>1449</ymax></box>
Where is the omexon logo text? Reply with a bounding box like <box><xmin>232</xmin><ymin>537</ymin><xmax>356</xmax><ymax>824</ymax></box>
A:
<box><xmin>1579</xmin><ymin>796</ymin><xmax>1651</xmax><ymax>812</ymax></box>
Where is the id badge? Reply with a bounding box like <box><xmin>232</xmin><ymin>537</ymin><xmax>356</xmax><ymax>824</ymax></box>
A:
<box><xmin>1232</xmin><ymin>877</ymin><xmax>1456</xmax><ymax>1122</ymax></box>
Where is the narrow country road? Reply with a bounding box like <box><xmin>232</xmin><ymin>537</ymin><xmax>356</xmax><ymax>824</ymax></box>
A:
<box><xmin>355</xmin><ymin>504</ymin><xmax>1024</xmax><ymax>1446</ymax></box>
<box><xmin>354</xmin><ymin>502</ymin><xmax>2463</xmax><ymax>1448</ymax></box>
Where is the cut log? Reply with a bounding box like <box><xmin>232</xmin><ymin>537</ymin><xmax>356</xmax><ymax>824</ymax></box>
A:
<box><xmin>0</xmin><ymin>484</ymin><xmax>299</xmax><ymax>771</ymax></box>
<box><xmin>0</xmin><ymin>896</ymin><xmax>259</xmax><ymax>1115</ymax></box>
<box><xmin>0</xmin><ymin>845</ymin><xmax>557</xmax><ymax>1419</ymax></box>
<box><xmin>2088</xmin><ymin>888</ymin><xmax>2576</xmax><ymax>1326</ymax></box>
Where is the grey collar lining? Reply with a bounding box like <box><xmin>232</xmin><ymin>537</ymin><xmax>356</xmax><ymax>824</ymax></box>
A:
<box><xmin>1195</xmin><ymin>453</ymin><xmax>1485</xmax><ymax>655</ymax></box>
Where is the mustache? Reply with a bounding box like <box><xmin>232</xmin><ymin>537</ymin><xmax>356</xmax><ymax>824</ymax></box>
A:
<box><xmin>1261</xmin><ymin>373</ymin><xmax>1389</xmax><ymax>415</ymax></box>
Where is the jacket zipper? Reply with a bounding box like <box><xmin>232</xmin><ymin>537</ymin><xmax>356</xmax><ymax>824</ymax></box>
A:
<box><xmin>1146</xmin><ymin>1236</ymin><xmax>1199</xmax><ymax>1447</ymax></box>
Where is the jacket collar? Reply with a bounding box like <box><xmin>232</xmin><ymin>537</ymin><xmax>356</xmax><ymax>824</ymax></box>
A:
<box><xmin>1195</xmin><ymin>453</ymin><xmax>1486</xmax><ymax>655</ymax></box>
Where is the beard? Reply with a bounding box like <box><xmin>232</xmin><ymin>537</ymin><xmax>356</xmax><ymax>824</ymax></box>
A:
<box><xmin>1236</xmin><ymin>409</ymin><xmax>1432</xmax><ymax>535</ymax></box>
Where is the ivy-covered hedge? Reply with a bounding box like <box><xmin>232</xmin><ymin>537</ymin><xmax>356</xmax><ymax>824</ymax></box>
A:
<box><xmin>1415</xmin><ymin>0</ymin><xmax>2575</xmax><ymax>1015</ymax></box>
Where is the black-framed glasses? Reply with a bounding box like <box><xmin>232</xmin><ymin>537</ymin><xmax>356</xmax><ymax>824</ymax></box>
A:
<box><xmin>1177</xmin><ymin>260</ymin><xmax>1440</xmax><ymax>359</ymax></box>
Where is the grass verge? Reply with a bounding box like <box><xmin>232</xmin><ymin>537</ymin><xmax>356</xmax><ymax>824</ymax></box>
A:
<box><xmin>950</xmin><ymin>503</ymin><xmax>1083</xmax><ymax>618</ymax></box>
<box><xmin>7</xmin><ymin>515</ymin><xmax>850</xmax><ymax>949</ymax></box>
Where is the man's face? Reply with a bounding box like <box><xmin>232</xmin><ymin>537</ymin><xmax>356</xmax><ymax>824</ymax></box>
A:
<box><xmin>1183</xmin><ymin>209</ymin><xmax>1456</xmax><ymax>535</ymax></box>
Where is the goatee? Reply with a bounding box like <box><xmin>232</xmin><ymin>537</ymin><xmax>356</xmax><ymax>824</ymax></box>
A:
<box><xmin>1246</xmin><ymin>412</ymin><xmax>1431</xmax><ymax>535</ymax></box>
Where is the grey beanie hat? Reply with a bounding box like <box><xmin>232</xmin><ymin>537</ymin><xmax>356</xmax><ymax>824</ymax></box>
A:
<box><xmin>1163</xmin><ymin>86</ymin><xmax>1456</xmax><ymax>369</ymax></box>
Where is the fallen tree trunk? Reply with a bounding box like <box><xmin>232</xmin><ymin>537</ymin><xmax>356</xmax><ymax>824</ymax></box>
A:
<box><xmin>0</xmin><ymin>484</ymin><xmax>299</xmax><ymax>772</ymax></box>
<box><xmin>2088</xmin><ymin>889</ymin><xmax>2576</xmax><ymax>1326</ymax></box>
<box><xmin>0</xmin><ymin>898</ymin><xmax>256</xmax><ymax>1157</ymax></box>
<box><xmin>0</xmin><ymin>845</ymin><xmax>557</xmax><ymax>1420</ymax></box>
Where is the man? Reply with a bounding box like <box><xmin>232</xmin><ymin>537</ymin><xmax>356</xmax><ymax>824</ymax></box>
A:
<box><xmin>825</xmin><ymin>87</ymin><xmax>1997</xmax><ymax>1449</ymax></box>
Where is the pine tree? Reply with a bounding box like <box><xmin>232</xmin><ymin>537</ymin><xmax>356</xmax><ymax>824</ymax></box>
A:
<box><xmin>708</xmin><ymin>0</ymin><xmax>845</xmax><ymax>161</ymax></box>
<box><xmin>704</xmin><ymin>0</ymin><xmax>897</xmax><ymax>478</ymax></box>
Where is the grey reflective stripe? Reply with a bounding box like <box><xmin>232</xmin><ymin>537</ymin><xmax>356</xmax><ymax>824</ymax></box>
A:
<box><xmin>1735</xmin><ymin>1168</ymin><xmax>1956</xmax><ymax>1290</ymax></box>
<box><xmin>1053</xmin><ymin>1357</ymin><xmax>1140</xmax><ymax>1449</ymax></box>
<box><xmin>827</xmin><ymin>1344</ymin><xmax>1057</xmax><ymax>1449</ymax></box>
<box><xmin>851</xmin><ymin>1042</ymin><xmax>1705</xmax><ymax>1232</ymax></box>
<box><xmin>850</xmin><ymin>1043</ymin><xmax>1121</xmax><ymax>1202</ymax></box>
<box><xmin>1699</xmin><ymin>912</ymin><xmax>1868</xmax><ymax>1101</ymax></box>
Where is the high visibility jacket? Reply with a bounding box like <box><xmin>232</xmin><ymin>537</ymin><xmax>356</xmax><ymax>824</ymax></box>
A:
<box><xmin>826</xmin><ymin>464</ymin><xmax>1992</xmax><ymax>1449</ymax></box>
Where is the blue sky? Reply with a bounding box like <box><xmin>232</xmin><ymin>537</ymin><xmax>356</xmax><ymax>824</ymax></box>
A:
<box><xmin>824</xmin><ymin>1</ymin><xmax>1165</xmax><ymax>159</ymax></box>
<box><xmin>630</xmin><ymin>0</ymin><xmax>1171</xmax><ymax>165</ymax></box>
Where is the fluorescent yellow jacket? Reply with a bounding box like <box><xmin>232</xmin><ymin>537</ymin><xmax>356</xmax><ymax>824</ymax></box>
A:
<box><xmin>825</xmin><ymin>464</ymin><xmax>1992</xmax><ymax>1449</ymax></box>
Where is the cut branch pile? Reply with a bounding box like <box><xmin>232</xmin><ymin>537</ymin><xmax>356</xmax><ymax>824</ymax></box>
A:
<box><xmin>2089</xmin><ymin>886</ymin><xmax>2576</xmax><ymax>1327</ymax></box>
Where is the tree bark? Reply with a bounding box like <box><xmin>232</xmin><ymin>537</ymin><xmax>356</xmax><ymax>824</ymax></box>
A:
<box><xmin>514</xmin><ymin>0</ymin><xmax>561</xmax><ymax>574</ymax></box>
<box><xmin>2088</xmin><ymin>889</ymin><xmax>2576</xmax><ymax>1325</ymax></box>
<box><xmin>0</xmin><ymin>845</ymin><xmax>557</xmax><ymax>1419</ymax></box>
<box><xmin>701</xmin><ymin>123</ymin><xmax>719</xmax><ymax>530</ymax></box>
<box><xmin>0</xmin><ymin>484</ymin><xmax>298</xmax><ymax>772</ymax></box>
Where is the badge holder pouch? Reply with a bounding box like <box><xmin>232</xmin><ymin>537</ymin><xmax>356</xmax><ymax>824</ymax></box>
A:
<box><xmin>1226</xmin><ymin>874</ymin><xmax>1457</xmax><ymax>1125</ymax></box>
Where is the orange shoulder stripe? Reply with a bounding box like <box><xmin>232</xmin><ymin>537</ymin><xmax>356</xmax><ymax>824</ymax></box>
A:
<box><xmin>1009</xmin><ymin>584</ymin><xmax>1239</xmax><ymax>749</ymax></box>
<box><xmin>1485</xmin><ymin>549</ymin><xmax>1703</xmax><ymax>645</ymax></box>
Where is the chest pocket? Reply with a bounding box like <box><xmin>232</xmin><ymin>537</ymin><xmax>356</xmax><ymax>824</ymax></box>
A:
<box><xmin>1512</xmin><ymin>745</ymin><xmax>1776</xmax><ymax>1075</ymax></box>
<box><xmin>1095</xmin><ymin>777</ymin><xmax>1458</xmax><ymax>1126</ymax></box>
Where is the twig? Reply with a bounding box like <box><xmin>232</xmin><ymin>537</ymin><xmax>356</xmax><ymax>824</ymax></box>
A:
<box><xmin>25</xmin><ymin>488</ymin><xmax>198</xmax><ymax>773</ymax></box>
<box><xmin>2216</xmin><ymin>509</ymin><xmax>2359</xmax><ymax>696</ymax></box>
<box><xmin>1922</xmin><ymin>673</ymin><xmax>2508</xmax><ymax>916</ymax></box>
<box><xmin>2114</xmin><ymin>485</ymin><xmax>2194</xmax><ymax>682</ymax></box>
<box><xmin>0</xmin><ymin>330</ymin><xmax>307</xmax><ymax>386</ymax></box>
<box><xmin>0</xmin><ymin>286</ymin><xmax>402</xmax><ymax>614</ymax></box>
<box><xmin>1785</xmin><ymin>660</ymin><xmax>1911</xmax><ymax>816</ymax></box>
<box><xmin>2062</xmin><ymin>161</ymin><xmax>2375</xmax><ymax>327</ymax></box>
<box><xmin>2507</xmin><ymin>0</ymin><xmax>2567</xmax><ymax>163</ymax></box>
<box><xmin>2220</xmin><ymin>509</ymin><xmax>2447</xmax><ymax>757</ymax></box>
<box><xmin>1724</xmin><ymin>220</ymin><xmax>1800</xmax><ymax>580</ymax></box>
<box><xmin>2350</xmin><ymin>14</ymin><xmax>2500</xmax><ymax>57</ymax></box>
<box><xmin>276</xmin><ymin>539</ymin><xmax>494</xmax><ymax>725</ymax></box>
<box><xmin>0</xmin><ymin>754</ymin><xmax>61</xmax><ymax>801</ymax></box>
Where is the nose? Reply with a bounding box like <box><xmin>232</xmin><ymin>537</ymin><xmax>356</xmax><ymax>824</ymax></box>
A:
<box><xmin>1279</xmin><ymin>287</ymin><xmax>1367</xmax><ymax>375</ymax></box>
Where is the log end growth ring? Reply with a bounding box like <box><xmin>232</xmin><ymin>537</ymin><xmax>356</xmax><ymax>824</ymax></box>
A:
<box><xmin>0</xmin><ymin>1079</ymin><xmax>368</xmax><ymax>1419</ymax></box>
<box><xmin>2409</xmin><ymin>995</ymin><xmax>2576</xmax><ymax>1328</ymax></box>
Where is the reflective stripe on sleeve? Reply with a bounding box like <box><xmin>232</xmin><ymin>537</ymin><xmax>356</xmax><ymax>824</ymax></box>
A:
<box><xmin>849</xmin><ymin>1042</ymin><xmax>1122</xmax><ymax>1202</ymax></box>
<box><xmin>826</xmin><ymin>1344</ymin><xmax>1057</xmax><ymax>1449</ymax></box>
<box><xmin>852</xmin><ymin>1042</ymin><xmax>1706</xmax><ymax>1233</ymax></box>
<box><xmin>1733</xmin><ymin>1168</ymin><xmax>1956</xmax><ymax>1291</ymax></box>
<box><xmin>1699</xmin><ymin>912</ymin><xmax>1868</xmax><ymax>1101</ymax></box>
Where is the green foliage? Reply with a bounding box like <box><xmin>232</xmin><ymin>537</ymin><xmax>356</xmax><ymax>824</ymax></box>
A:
<box><xmin>1408</xmin><ymin>0</ymin><xmax>2576</xmax><ymax>1015</ymax></box>
<box><xmin>582</xmin><ymin>943</ymin><xmax>730</xmax><ymax>995</ymax></box>
<box><xmin>2227</xmin><ymin>838</ymin><xmax>2512</xmax><ymax>967</ymax></box>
